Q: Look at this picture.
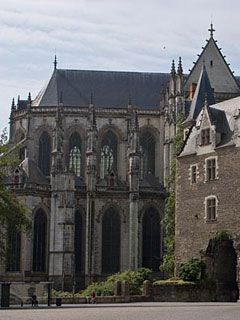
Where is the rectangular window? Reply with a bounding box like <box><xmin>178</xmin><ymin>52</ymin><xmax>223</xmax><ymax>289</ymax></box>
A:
<box><xmin>201</xmin><ymin>128</ymin><xmax>210</xmax><ymax>146</ymax></box>
<box><xmin>206</xmin><ymin>158</ymin><xmax>216</xmax><ymax>181</ymax></box>
<box><xmin>207</xmin><ymin>198</ymin><xmax>216</xmax><ymax>221</ymax></box>
<box><xmin>191</xmin><ymin>165</ymin><xmax>197</xmax><ymax>184</ymax></box>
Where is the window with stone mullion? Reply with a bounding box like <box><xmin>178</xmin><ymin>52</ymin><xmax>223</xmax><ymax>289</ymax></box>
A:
<box><xmin>206</xmin><ymin>159</ymin><xmax>216</xmax><ymax>181</ymax></box>
<box><xmin>207</xmin><ymin>198</ymin><xmax>216</xmax><ymax>221</ymax></box>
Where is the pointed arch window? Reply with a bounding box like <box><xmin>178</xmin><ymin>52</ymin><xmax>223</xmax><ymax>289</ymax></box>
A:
<box><xmin>100</xmin><ymin>131</ymin><xmax>117</xmax><ymax>178</ymax></box>
<box><xmin>142</xmin><ymin>207</ymin><xmax>161</xmax><ymax>271</ymax></box>
<box><xmin>33</xmin><ymin>209</ymin><xmax>47</xmax><ymax>272</ymax></box>
<box><xmin>38</xmin><ymin>131</ymin><xmax>51</xmax><ymax>176</ymax></box>
<box><xmin>140</xmin><ymin>131</ymin><xmax>156</xmax><ymax>177</ymax></box>
<box><xmin>102</xmin><ymin>208</ymin><xmax>120</xmax><ymax>274</ymax></box>
<box><xmin>69</xmin><ymin>132</ymin><xmax>82</xmax><ymax>176</ymax></box>
<box><xmin>6</xmin><ymin>227</ymin><xmax>21</xmax><ymax>272</ymax></box>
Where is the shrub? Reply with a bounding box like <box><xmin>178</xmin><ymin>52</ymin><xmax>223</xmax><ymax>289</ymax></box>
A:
<box><xmin>81</xmin><ymin>268</ymin><xmax>152</xmax><ymax>297</ymax></box>
<box><xmin>214</xmin><ymin>230</ymin><xmax>231</xmax><ymax>242</ymax></box>
<box><xmin>179</xmin><ymin>258</ymin><xmax>206</xmax><ymax>282</ymax></box>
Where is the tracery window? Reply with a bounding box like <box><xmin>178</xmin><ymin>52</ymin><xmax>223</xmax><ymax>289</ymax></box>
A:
<box><xmin>69</xmin><ymin>132</ymin><xmax>82</xmax><ymax>176</ymax></box>
<box><xmin>142</xmin><ymin>207</ymin><xmax>161</xmax><ymax>271</ymax></box>
<box><xmin>102</xmin><ymin>208</ymin><xmax>120</xmax><ymax>274</ymax></box>
<box><xmin>140</xmin><ymin>131</ymin><xmax>156</xmax><ymax>177</ymax></box>
<box><xmin>33</xmin><ymin>209</ymin><xmax>47</xmax><ymax>272</ymax></box>
<box><xmin>100</xmin><ymin>131</ymin><xmax>117</xmax><ymax>178</ymax></box>
<box><xmin>6</xmin><ymin>228</ymin><xmax>21</xmax><ymax>272</ymax></box>
<box><xmin>38</xmin><ymin>131</ymin><xmax>51</xmax><ymax>176</ymax></box>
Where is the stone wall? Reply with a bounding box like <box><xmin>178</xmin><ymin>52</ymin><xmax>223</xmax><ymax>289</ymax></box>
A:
<box><xmin>175</xmin><ymin>145</ymin><xmax>240</xmax><ymax>269</ymax></box>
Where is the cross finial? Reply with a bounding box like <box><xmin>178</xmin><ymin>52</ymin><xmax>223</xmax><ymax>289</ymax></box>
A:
<box><xmin>208</xmin><ymin>23</ymin><xmax>215</xmax><ymax>38</ymax></box>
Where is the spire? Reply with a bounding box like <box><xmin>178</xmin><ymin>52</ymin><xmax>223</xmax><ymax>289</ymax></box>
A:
<box><xmin>184</xmin><ymin>64</ymin><xmax>215</xmax><ymax>125</ymax></box>
<box><xmin>11</xmin><ymin>98</ymin><xmax>16</xmax><ymax>112</ymax></box>
<box><xmin>177</xmin><ymin>57</ymin><xmax>183</xmax><ymax>75</ymax></box>
<box><xmin>54</xmin><ymin>54</ymin><xmax>57</xmax><ymax>70</ymax></box>
<box><xmin>208</xmin><ymin>23</ymin><xmax>215</xmax><ymax>38</ymax></box>
<box><xmin>171</xmin><ymin>60</ymin><xmax>176</xmax><ymax>75</ymax></box>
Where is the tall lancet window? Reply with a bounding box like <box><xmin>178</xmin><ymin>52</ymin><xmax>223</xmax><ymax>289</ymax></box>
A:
<box><xmin>33</xmin><ymin>209</ymin><xmax>47</xmax><ymax>272</ymax></box>
<box><xmin>6</xmin><ymin>227</ymin><xmax>21</xmax><ymax>272</ymax></box>
<box><xmin>69</xmin><ymin>132</ymin><xmax>81</xmax><ymax>176</ymax></box>
<box><xmin>38</xmin><ymin>131</ymin><xmax>51</xmax><ymax>176</ymax></box>
<box><xmin>140</xmin><ymin>131</ymin><xmax>155</xmax><ymax>177</ymax></box>
<box><xmin>100</xmin><ymin>131</ymin><xmax>117</xmax><ymax>178</ymax></box>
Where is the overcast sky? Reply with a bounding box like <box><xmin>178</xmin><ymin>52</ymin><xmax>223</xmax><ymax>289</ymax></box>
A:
<box><xmin>1</xmin><ymin>0</ymin><xmax>240</xmax><ymax>131</ymax></box>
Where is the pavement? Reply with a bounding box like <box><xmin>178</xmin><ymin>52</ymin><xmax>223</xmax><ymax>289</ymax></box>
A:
<box><xmin>1</xmin><ymin>302</ymin><xmax>240</xmax><ymax>320</ymax></box>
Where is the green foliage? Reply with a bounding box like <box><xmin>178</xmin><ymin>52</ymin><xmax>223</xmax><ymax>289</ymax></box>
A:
<box><xmin>0</xmin><ymin>129</ymin><xmax>30</xmax><ymax>257</ymax></box>
<box><xmin>81</xmin><ymin>268</ymin><xmax>152</xmax><ymax>297</ymax></box>
<box><xmin>214</xmin><ymin>230</ymin><xmax>231</xmax><ymax>241</ymax></box>
<box><xmin>153</xmin><ymin>278</ymin><xmax>195</xmax><ymax>285</ymax></box>
<box><xmin>81</xmin><ymin>281</ymin><xmax>114</xmax><ymax>297</ymax></box>
<box><xmin>161</xmin><ymin>110</ymin><xmax>185</xmax><ymax>276</ymax></box>
<box><xmin>179</xmin><ymin>258</ymin><xmax>206</xmax><ymax>282</ymax></box>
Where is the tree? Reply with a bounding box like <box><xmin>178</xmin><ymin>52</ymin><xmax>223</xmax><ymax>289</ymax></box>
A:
<box><xmin>0</xmin><ymin>128</ymin><xmax>30</xmax><ymax>257</ymax></box>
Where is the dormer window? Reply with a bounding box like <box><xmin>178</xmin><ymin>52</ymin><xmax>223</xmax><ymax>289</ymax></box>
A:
<box><xmin>201</xmin><ymin>128</ymin><xmax>210</xmax><ymax>146</ymax></box>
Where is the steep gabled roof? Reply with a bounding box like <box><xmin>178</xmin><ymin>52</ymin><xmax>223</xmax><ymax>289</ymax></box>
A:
<box><xmin>184</xmin><ymin>65</ymin><xmax>215</xmax><ymax>125</ymax></box>
<box><xmin>33</xmin><ymin>69</ymin><xmax>170</xmax><ymax>109</ymax></box>
<box><xmin>184</xmin><ymin>28</ymin><xmax>240</xmax><ymax>95</ymax></box>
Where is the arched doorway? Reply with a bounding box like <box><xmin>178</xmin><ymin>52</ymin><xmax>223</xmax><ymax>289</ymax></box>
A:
<box><xmin>142</xmin><ymin>206</ymin><xmax>161</xmax><ymax>271</ymax></box>
<box><xmin>102</xmin><ymin>208</ymin><xmax>121</xmax><ymax>274</ymax></box>
<box><xmin>33</xmin><ymin>209</ymin><xmax>47</xmax><ymax>272</ymax></box>
<box><xmin>205</xmin><ymin>236</ymin><xmax>238</xmax><ymax>301</ymax></box>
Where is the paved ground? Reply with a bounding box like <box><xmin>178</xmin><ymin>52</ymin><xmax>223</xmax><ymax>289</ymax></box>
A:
<box><xmin>1</xmin><ymin>302</ymin><xmax>240</xmax><ymax>320</ymax></box>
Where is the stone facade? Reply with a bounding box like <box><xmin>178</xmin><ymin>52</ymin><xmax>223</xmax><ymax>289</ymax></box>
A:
<box><xmin>2</xmin><ymin>25</ymin><xmax>240</xmax><ymax>291</ymax></box>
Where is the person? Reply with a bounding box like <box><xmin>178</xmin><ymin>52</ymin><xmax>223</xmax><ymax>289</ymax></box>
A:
<box><xmin>31</xmin><ymin>294</ymin><xmax>38</xmax><ymax>307</ymax></box>
<box><xmin>91</xmin><ymin>291</ymin><xmax>96</xmax><ymax>304</ymax></box>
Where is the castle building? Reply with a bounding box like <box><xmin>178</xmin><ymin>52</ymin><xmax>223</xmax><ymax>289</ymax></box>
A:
<box><xmin>2</xmin><ymin>25</ymin><xmax>240</xmax><ymax>290</ymax></box>
<box><xmin>175</xmin><ymin>27</ymin><xmax>240</xmax><ymax>289</ymax></box>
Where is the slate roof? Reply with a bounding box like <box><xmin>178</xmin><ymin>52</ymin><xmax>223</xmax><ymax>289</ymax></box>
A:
<box><xmin>184</xmin><ymin>65</ymin><xmax>215</xmax><ymax>125</ymax></box>
<box><xmin>33</xmin><ymin>69</ymin><xmax>170</xmax><ymax>109</ymax></box>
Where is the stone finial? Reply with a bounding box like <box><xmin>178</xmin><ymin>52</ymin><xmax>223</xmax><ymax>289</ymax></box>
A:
<box><xmin>28</xmin><ymin>92</ymin><xmax>32</xmax><ymax>104</ymax></box>
<box><xmin>128</xmin><ymin>94</ymin><xmax>132</xmax><ymax>106</ymax></box>
<box><xmin>54</xmin><ymin>54</ymin><xmax>57</xmax><ymax>70</ymax></box>
<box><xmin>171</xmin><ymin>59</ymin><xmax>176</xmax><ymax>76</ymax></box>
<box><xmin>11</xmin><ymin>98</ymin><xmax>16</xmax><ymax>112</ymax></box>
<box><xmin>177</xmin><ymin>57</ymin><xmax>183</xmax><ymax>75</ymax></box>
<box><xmin>89</xmin><ymin>93</ymin><xmax>96</xmax><ymax>128</ymax></box>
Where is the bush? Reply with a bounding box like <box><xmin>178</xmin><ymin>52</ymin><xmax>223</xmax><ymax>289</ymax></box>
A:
<box><xmin>179</xmin><ymin>258</ymin><xmax>206</xmax><ymax>282</ymax></box>
<box><xmin>214</xmin><ymin>230</ymin><xmax>231</xmax><ymax>241</ymax></box>
<box><xmin>81</xmin><ymin>268</ymin><xmax>152</xmax><ymax>297</ymax></box>
<box><xmin>81</xmin><ymin>281</ymin><xmax>114</xmax><ymax>297</ymax></box>
<box><xmin>153</xmin><ymin>278</ymin><xmax>195</xmax><ymax>285</ymax></box>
